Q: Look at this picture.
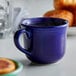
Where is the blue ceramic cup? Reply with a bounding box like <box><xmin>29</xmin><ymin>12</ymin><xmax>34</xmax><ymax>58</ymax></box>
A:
<box><xmin>14</xmin><ymin>17</ymin><xmax>68</xmax><ymax>64</ymax></box>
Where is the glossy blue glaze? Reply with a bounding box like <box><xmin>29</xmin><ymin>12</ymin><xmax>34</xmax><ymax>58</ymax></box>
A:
<box><xmin>14</xmin><ymin>17</ymin><xmax>68</xmax><ymax>64</ymax></box>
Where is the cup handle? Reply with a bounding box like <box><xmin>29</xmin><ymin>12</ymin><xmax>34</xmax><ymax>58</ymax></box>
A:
<box><xmin>14</xmin><ymin>29</ymin><xmax>31</xmax><ymax>56</ymax></box>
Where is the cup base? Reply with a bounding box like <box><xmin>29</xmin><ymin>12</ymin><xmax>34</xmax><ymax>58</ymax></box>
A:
<box><xmin>26</xmin><ymin>55</ymin><xmax>64</xmax><ymax>64</ymax></box>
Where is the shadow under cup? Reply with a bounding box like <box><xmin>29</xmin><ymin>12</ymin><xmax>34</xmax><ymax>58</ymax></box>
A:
<box><xmin>14</xmin><ymin>17</ymin><xmax>68</xmax><ymax>64</ymax></box>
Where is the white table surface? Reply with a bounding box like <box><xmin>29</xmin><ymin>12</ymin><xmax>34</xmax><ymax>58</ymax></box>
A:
<box><xmin>0</xmin><ymin>34</ymin><xmax>76</xmax><ymax>76</ymax></box>
<box><xmin>0</xmin><ymin>0</ymin><xmax>76</xmax><ymax>76</ymax></box>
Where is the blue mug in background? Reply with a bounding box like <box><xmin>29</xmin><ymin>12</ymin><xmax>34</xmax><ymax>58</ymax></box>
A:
<box><xmin>14</xmin><ymin>17</ymin><xmax>68</xmax><ymax>64</ymax></box>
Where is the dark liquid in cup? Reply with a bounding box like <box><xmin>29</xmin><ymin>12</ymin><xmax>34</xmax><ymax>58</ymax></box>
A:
<box><xmin>29</xmin><ymin>22</ymin><xmax>65</xmax><ymax>27</ymax></box>
<box><xmin>21</xmin><ymin>18</ymin><xmax>67</xmax><ymax>27</ymax></box>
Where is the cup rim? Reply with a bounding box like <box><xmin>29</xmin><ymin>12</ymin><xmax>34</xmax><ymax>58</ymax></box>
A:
<box><xmin>0</xmin><ymin>60</ymin><xmax>23</xmax><ymax>76</ymax></box>
<box><xmin>20</xmin><ymin>17</ymin><xmax>68</xmax><ymax>28</ymax></box>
